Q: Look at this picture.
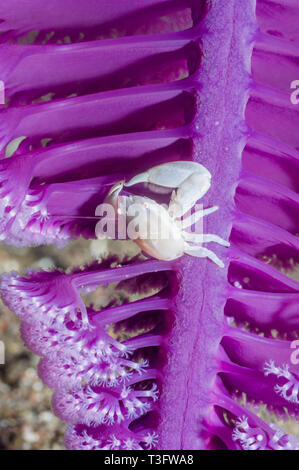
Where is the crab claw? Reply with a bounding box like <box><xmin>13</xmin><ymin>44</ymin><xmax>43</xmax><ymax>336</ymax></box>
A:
<box><xmin>125</xmin><ymin>161</ymin><xmax>211</xmax><ymax>191</ymax></box>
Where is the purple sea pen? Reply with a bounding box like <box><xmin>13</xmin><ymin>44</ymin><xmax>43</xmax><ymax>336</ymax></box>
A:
<box><xmin>0</xmin><ymin>0</ymin><xmax>299</xmax><ymax>451</ymax></box>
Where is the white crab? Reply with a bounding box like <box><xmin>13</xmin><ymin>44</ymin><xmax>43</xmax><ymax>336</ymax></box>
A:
<box><xmin>100</xmin><ymin>161</ymin><xmax>229</xmax><ymax>267</ymax></box>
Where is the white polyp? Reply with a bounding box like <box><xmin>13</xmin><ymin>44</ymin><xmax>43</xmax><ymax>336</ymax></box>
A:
<box><xmin>274</xmin><ymin>382</ymin><xmax>299</xmax><ymax>404</ymax></box>
<box><xmin>234</xmin><ymin>281</ymin><xmax>243</xmax><ymax>289</ymax></box>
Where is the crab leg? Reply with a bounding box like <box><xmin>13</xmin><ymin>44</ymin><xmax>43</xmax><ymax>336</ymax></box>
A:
<box><xmin>183</xmin><ymin>232</ymin><xmax>230</xmax><ymax>247</ymax></box>
<box><xmin>181</xmin><ymin>206</ymin><xmax>219</xmax><ymax>229</ymax></box>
